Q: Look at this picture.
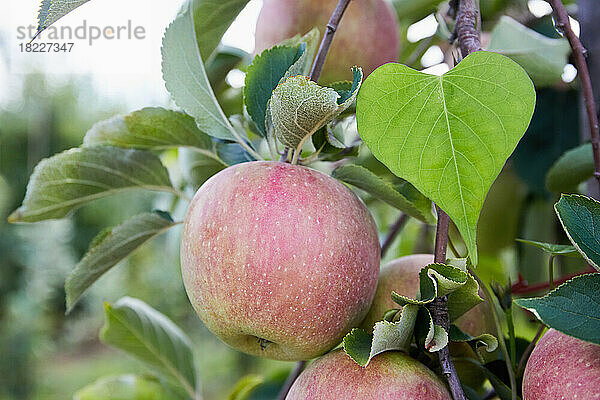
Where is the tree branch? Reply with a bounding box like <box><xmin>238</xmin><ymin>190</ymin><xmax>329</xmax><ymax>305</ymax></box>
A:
<box><xmin>276</xmin><ymin>361</ymin><xmax>306</xmax><ymax>400</ymax></box>
<box><xmin>451</xmin><ymin>0</ymin><xmax>482</xmax><ymax>57</ymax></box>
<box><xmin>381</xmin><ymin>213</ymin><xmax>409</xmax><ymax>257</ymax></box>
<box><xmin>549</xmin><ymin>0</ymin><xmax>600</xmax><ymax>193</ymax></box>
<box><xmin>310</xmin><ymin>0</ymin><xmax>353</xmax><ymax>82</ymax></box>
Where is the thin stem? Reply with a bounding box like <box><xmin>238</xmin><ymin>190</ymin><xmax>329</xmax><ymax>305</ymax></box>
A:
<box><xmin>381</xmin><ymin>213</ymin><xmax>409</xmax><ymax>257</ymax></box>
<box><xmin>510</xmin><ymin>266</ymin><xmax>596</xmax><ymax>295</ymax></box>
<box><xmin>468</xmin><ymin>267</ymin><xmax>517</xmax><ymax>400</ymax></box>
<box><xmin>517</xmin><ymin>323</ymin><xmax>545</xmax><ymax>377</ymax></box>
<box><xmin>548</xmin><ymin>255</ymin><xmax>555</xmax><ymax>291</ymax></box>
<box><xmin>506</xmin><ymin>304</ymin><xmax>517</xmax><ymax>371</ymax></box>
<box><xmin>454</xmin><ymin>0</ymin><xmax>482</xmax><ymax>57</ymax></box>
<box><xmin>549</xmin><ymin>0</ymin><xmax>600</xmax><ymax>193</ymax></box>
<box><xmin>434</xmin><ymin>208</ymin><xmax>450</xmax><ymax>264</ymax></box>
<box><xmin>310</xmin><ymin>0</ymin><xmax>353</xmax><ymax>82</ymax></box>
<box><xmin>276</xmin><ymin>361</ymin><xmax>306</xmax><ymax>400</ymax></box>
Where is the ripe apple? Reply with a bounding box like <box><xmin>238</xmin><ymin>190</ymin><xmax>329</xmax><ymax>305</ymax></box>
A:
<box><xmin>286</xmin><ymin>349</ymin><xmax>452</xmax><ymax>399</ymax></box>
<box><xmin>360</xmin><ymin>254</ymin><xmax>495</xmax><ymax>389</ymax></box>
<box><xmin>255</xmin><ymin>0</ymin><xmax>400</xmax><ymax>83</ymax></box>
<box><xmin>522</xmin><ymin>329</ymin><xmax>600</xmax><ymax>400</ymax></box>
<box><xmin>180</xmin><ymin>161</ymin><xmax>380</xmax><ymax>361</ymax></box>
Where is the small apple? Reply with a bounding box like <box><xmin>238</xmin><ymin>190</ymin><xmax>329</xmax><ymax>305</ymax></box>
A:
<box><xmin>286</xmin><ymin>349</ymin><xmax>452</xmax><ymax>399</ymax></box>
<box><xmin>522</xmin><ymin>329</ymin><xmax>600</xmax><ymax>400</ymax></box>
<box><xmin>360</xmin><ymin>254</ymin><xmax>495</xmax><ymax>390</ymax></box>
<box><xmin>180</xmin><ymin>161</ymin><xmax>380</xmax><ymax>361</ymax></box>
<box><xmin>255</xmin><ymin>0</ymin><xmax>400</xmax><ymax>83</ymax></box>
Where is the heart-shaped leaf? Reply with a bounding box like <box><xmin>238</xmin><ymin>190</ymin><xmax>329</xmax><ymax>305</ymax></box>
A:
<box><xmin>270</xmin><ymin>67</ymin><xmax>362</xmax><ymax>161</ymax></box>
<box><xmin>74</xmin><ymin>374</ymin><xmax>184</xmax><ymax>400</ymax></box>
<box><xmin>101</xmin><ymin>297</ymin><xmax>198</xmax><ymax>397</ymax></box>
<box><xmin>515</xmin><ymin>273</ymin><xmax>600</xmax><ymax>345</ymax></box>
<box><xmin>332</xmin><ymin>164</ymin><xmax>435</xmax><ymax>223</ymax></box>
<box><xmin>546</xmin><ymin>143</ymin><xmax>594</xmax><ymax>193</ymax></box>
<box><xmin>8</xmin><ymin>146</ymin><xmax>174</xmax><ymax>223</ymax></box>
<box><xmin>555</xmin><ymin>194</ymin><xmax>600</xmax><ymax>271</ymax></box>
<box><xmin>488</xmin><ymin>16</ymin><xmax>570</xmax><ymax>87</ymax></box>
<box><xmin>357</xmin><ymin>51</ymin><xmax>536</xmax><ymax>265</ymax></box>
<box><xmin>65</xmin><ymin>211</ymin><xmax>178</xmax><ymax>313</ymax></box>
<box><xmin>84</xmin><ymin>107</ymin><xmax>213</xmax><ymax>150</ymax></box>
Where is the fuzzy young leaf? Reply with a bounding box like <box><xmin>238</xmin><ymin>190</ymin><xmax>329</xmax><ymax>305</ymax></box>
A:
<box><xmin>190</xmin><ymin>0</ymin><xmax>250</xmax><ymax>60</ymax></box>
<box><xmin>9</xmin><ymin>146</ymin><xmax>174</xmax><ymax>223</ymax></box>
<box><xmin>357</xmin><ymin>51</ymin><xmax>535</xmax><ymax>265</ymax></box>
<box><xmin>161</xmin><ymin>2</ymin><xmax>236</xmax><ymax>141</ymax></box>
<box><xmin>36</xmin><ymin>0</ymin><xmax>90</xmax><ymax>33</ymax></box>
<box><xmin>84</xmin><ymin>107</ymin><xmax>213</xmax><ymax>150</ymax></box>
<box><xmin>65</xmin><ymin>212</ymin><xmax>177</xmax><ymax>312</ymax></box>
<box><xmin>516</xmin><ymin>239</ymin><xmax>580</xmax><ymax>257</ymax></box>
<box><xmin>332</xmin><ymin>164</ymin><xmax>435</xmax><ymax>224</ymax></box>
<box><xmin>546</xmin><ymin>143</ymin><xmax>594</xmax><ymax>193</ymax></box>
<box><xmin>555</xmin><ymin>194</ymin><xmax>600</xmax><ymax>270</ymax></box>
<box><xmin>270</xmin><ymin>67</ymin><xmax>362</xmax><ymax>156</ymax></box>
<box><xmin>244</xmin><ymin>45</ymin><xmax>306</xmax><ymax>136</ymax></box>
<box><xmin>449</xmin><ymin>324</ymin><xmax>498</xmax><ymax>353</ymax></box>
<box><xmin>101</xmin><ymin>297</ymin><xmax>198</xmax><ymax>396</ymax></box>
<box><xmin>419</xmin><ymin>307</ymin><xmax>448</xmax><ymax>352</ymax></box>
<box><xmin>515</xmin><ymin>274</ymin><xmax>600</xmax><ymax>345</ymax></box>
<box><xmin>74</xmin><ymin>374</ymin><xmax>183</xmax><ymax>400</ymax></box>
<box><xmin>343</xmin><ymin>304</ymin><xmax>419</xmax><ymax>367</ymax></box>
<box><xmin>488</xmin><ymin>16</ymin><xmax>570</xmax><ymax>87</ymax></box>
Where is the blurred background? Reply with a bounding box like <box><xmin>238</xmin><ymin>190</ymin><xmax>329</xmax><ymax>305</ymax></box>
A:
<box><xmin>0</xmin><ymin>0</ymin><xmax>592</xmax><ymax>398</ymax></box>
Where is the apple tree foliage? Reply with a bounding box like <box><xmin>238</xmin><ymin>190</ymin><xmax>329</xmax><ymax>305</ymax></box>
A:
<box><xmin>8</xmin><ymin>0</ymin><xmax>600</xmax><ymax>398</ymax></box>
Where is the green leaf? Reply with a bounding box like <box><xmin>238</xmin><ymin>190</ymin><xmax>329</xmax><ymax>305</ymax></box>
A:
<box><xmin>488</xmin><ymin>16</ymin><xmax>570</xmax><ymax>87</ymax></box>
<box><xmin>8</xmin><ymin>146</ymin><xmax>174</xmax><ymax>223</ymax></box>
<box><xmin>179</xmin><ymin>148</ymin><xmax>227</xmax><ymax>189</ymax></box>
<box><xmin>101</xmin><ymin>297</ymin><xmax>198</xmax><ymax>396</ymax></box>
<box><xmin>65</xmin><ymin>212</ymin><xmax>177</xmax><ymax>313</ymax></box>
<box><xmin>447</xmin><ymin>270</ymin><xmax>483</xmax><ymax>321</ymax></box>
<box><xmin>36</xmin><ymin>0</ymin><xmax>90</xmax><ymax>32</ymax></box>
<box><xmin>546</xmin><ymin>143</ymin><xmax>594</xmax><ymax>193</ymax></box>
<box><xmin>84</xmin><ymin>107</ymin><xmax>213</xmax><ymax>150</ymax></box>
<box><xmin>516</xmin><ymin>238</ymin><xmax>580</xmax><ymax>257</ymax></box>
<box><xmin>419</xmin><ymin>307</ymin><xmax>448</xmax><ymax>352</ymax></box>
<box><xmin>74</xmin><ymin>374</ymin><xmax>183</xmax><ymax>400</ymax></box>
<box><xmin>270</xmin><ymin>67</ymin><xmax>363</xmax><ymax>159</ymax></box>
<box><xmin>190</xmin><ymin>0</ymin><xmax>250</xmax><ymax>60</ymax></box>
<box><xmin>216</xmin><ymin>142</ymin><xmax>256</xmax><ymax>165</ymax></box>
<box><xmin>357</xmin><ymin>51</ymin><xmax>536</xmax><ymax>265</ymax></box>
<box><xmin>515</xmin><ymin>273</ymin><xmax>600</xmax><ymax>345</ymax></box>
<box><xmin>228</xmin><ymin>375</ymin><xmax>264</xmax><ymax>400</ymax></box>
<box><xmin>332</xmin><ymin>164</ymin><xmax>435</xmax><ymax>224</ymax></box>
<box><xmin>277</xmin><ymin>28</ymin><xmax>321</xmax><ymax>76</ymax></box>
<box><xmin>244</xmin><ymin>45</ymin><xmax>306</xmax><ymax>136</ymax></box>
<box><xmin>161</xmin><ymin>2</ymin><xmax>236</xmax><ymax>141</ymax></box>
<box><xmin>449</xmin><ymin>324</ymin><xmax>498</xmax><ymax>353</ymax></box>
<box><xmin>555</xmin><ymin>194</ymin><xmax>600</xmax><ymax>270</ymax></box>
<box><xmin>342</xmin><ymin>304</ymin><xmax>419</xmax><ymax>367</ymax></box>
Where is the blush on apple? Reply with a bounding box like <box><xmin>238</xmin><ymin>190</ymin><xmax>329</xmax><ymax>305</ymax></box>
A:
<box><xmin>180</xmin><ymin>161</ymin><xmax>380</xmax><ymax>361</ymax></box>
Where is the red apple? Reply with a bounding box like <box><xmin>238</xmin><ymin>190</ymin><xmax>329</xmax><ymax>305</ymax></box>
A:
<box><xmin>522</xmin><ymin>329</ymin><xmax>600</xmax><ymax>400</ymax></box>
<box><xmin>286</xmin><ymin>349</ymin><xmax>452</xmax><ymax>399</ymax></box>
<box><xmin>180</xmin><ymin>161</ymin><xmax>380</xmax><ymax>361</ymax></box>
<box><xmin>255</xmin><ymin>0</ymin><xmax>400</xmax><ymax>83</ymax></box>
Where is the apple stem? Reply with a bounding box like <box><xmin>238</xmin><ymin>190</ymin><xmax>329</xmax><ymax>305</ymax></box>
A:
<box><xmin>380</xmin><ymin>213</ymin><xmax>409</xmax><ymax>257</ymax></box>
<box><xmin>276</xmin><ymin>361</ymin><xmax>307</xmax><ymax>400</ymax></box>
<box><xmin>309</xmin><ymin>0</ymin><xmax>353</xmax><ymax>82</ymax></box>
<box><xmin>548</xmin><ymin>0</ymin><xmax>600</xmax><ymax>195</ymax></box>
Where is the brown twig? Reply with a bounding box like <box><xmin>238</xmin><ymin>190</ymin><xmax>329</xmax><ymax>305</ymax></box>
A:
<box><xmin>381</xmin><ymin>213</ymin><xmax>409</xmax><ymax>257</ymax></box>
<box><xmin>276</xmin><ymin>361</ymin><xmax>306</xmax><ymax>400</ymax></box>
<box><xmin>452</xmin><ymin>0</ymin><xmax>482</xmax><ymax>57</ymax></box>
<box><xmin>309</xmin><ymin>0</ymin><xmax>353</xmax><ymax>82</ymax></box>
<box><xmin>549</xmin><ymin>0</ymin><xmax>600</xmax><ymax>192</ymax></box>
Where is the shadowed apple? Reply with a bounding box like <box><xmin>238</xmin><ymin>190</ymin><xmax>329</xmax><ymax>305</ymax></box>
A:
<box><xmin>522</xmin><ymin>329</ymin><xmax>600</xmax><ymax>400</ymax></box>
<box><xmin>180</xmin><ymin>161</ymin><xmax>380</xmax><ymax>361</ymax></box>
<box><xmin>255</xmin><ymin>0</ymin><xmax>400</xmax><ymax>83</ymax></box>
<box><xmin>286</xmin><ymin>349</ymin><xmax>452</xmax><ymax>399</ymax></box>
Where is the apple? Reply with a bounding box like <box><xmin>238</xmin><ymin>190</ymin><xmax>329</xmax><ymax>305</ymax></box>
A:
<box><xmin>360</xmin><ymin>254</ymin><xmax>495</xmax><ymax>390</ymax></box>
<box><xmin>180</xmin><ymin>161</ymin><xmax>380</xmax><ymax>361</ymax></box>
<box><xmin>286</xmin><ymin>349</ymin><xmax>452</xmax><ymax>399</ymax></box>
<box><xmin>522</xmin><ymin>329</ymin><xmax>600</xmax><ymax>400</ymax></box>
<box><xmin>254</xmin><ymin>0</ymin><xmax>400</xmax><ymax>83</ymax></box>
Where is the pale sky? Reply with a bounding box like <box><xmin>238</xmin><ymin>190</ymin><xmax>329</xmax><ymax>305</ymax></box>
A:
<box><xmin>0</xmin><ymin>0</ymin><xmax>262</xmax><ymax>109</ymax></box>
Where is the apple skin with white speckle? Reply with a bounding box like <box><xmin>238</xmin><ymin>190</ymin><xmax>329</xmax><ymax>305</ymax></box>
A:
<box><xmin>522</xmin><ymin>329</ymin><xmax>600</xmax><ymax>400</ymax></box>
<box><xmin>180</xmin><ymin>161</ymin><xmax>380</xmax><ymax>361</ymax></box>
